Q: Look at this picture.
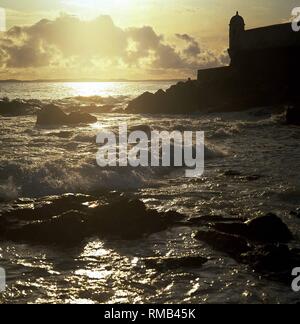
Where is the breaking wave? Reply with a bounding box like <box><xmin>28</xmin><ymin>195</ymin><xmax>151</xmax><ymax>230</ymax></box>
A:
<box><xmin>0</xmin><ymin>139</ymin><xmax>226</xmax><ymax>199</ymax></box>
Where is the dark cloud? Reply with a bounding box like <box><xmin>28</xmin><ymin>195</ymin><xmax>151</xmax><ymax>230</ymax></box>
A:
<box><xmin>176</xmin><ymin>33</ymin><xmax>201</xmax><ymax>57</ymax></box>
<box><xmin>0</xmin><ymin>14</ymin><xmax>227</xmax><ymax>74</ymax></box>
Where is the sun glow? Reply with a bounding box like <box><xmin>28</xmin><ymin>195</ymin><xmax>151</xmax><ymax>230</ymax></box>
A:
<box><xmin>65</xmin><ymin>0</ymin><xmax>134</xmax><ymax>11</ymax></box>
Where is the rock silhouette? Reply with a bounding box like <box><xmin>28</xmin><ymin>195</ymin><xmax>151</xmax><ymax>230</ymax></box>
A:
<box><xmin>0</xmin><ymin>194</ymin><xmax>186</xmax><ymax>244</ymax></box>
<box><xmin>0</xmin><ymin>97</ymin><xmax>39</xmax><ymax>116</ymax></box>
<box><xmin>36</xmin><ymin>104</ymin><xmax>97</xmax><ymax>126</ymax></box>
<box><xmin>194</xmin><ymin>213</ymin><xmax>298</xmax><ymax>283</ymax></box>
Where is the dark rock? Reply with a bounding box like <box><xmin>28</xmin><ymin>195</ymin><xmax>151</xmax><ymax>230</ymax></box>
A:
<box><xmin>144</xmin><ymin>256</ymin><xmax>208</xmax><ymax>270</ymax></box>
<box><xmin>208</xmin><ymin>213</ymin><xmax>293</xmax><ymax>244</ymax></box>
<box><xmin>194</xmin><ymin>213</ymin><xmax>297</xmax><ymax>283</ymax></box>
<box><xmin>2</xmin><ymin>194</ymin><xmax>95</xmax><ymax>222</ymax></box>
<box><xmin>246</xmin><ymin>213</ymin><xmax>293</xmax><ymax>243</ymax></box>
<box><xmin>36</xmin><ymin>105</ymin><xmax>97</xmax><ymax>126</ymax></box>
<box><xmin>127</xmin><ymin>91</ymin><xmax>157</xmax><ymax>113</ymax></box>
<box><xmin>240</xmin><ymin>244</ymin><xmax>300</xmax><ymax>283</ymax></box>
<box><xmin>126</xmin><ymin>81</ymin><xmax>202</xmax><ymax>114</ymax></box>
<box><xmin>240</xmin><ymin>244</ymin><xmax>294</xmax><ymax>273</ymax></box>
<box><xmin>8</xmin><ymin>210</ymin><xmax>88</xmax><ymax>244</ymax></box>
<box><xmin>194</xmin><ymin>230</ymin><xmax>250</xmax><ymax>257</ymax></box>
<box><xmin>286</xmin><ymin>105</ymin><xmax>300</xmax><ymax>126</ymax></box>
<box><xmin>0</xmin><ymin>98</ymin><xmax>39</xmax><ymax>116</ymax></box>
<box><xmin>36</xmin><ymin>104</ymin><xmax>68</xmax><ymax>125</ymax></box>
<box><xmin>0</xmin><ymin>195</ymin><xmax>186</xmax><ymax>245</ymax></box>
<box><xmin>88</xmin><ymin>199</ymin><xmax>185</xmax><ymax>240</ymax></box>
<box><xmin>67</xmin><ymin>112</ymin><xmax>97</xmax><ymax>124</ymax></box>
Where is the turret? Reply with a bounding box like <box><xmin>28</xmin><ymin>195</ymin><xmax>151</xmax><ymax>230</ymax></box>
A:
<box><xmin>229</xmin><ymin>11</ymin><xmax>245</xmax><ymax>50</ymax></box>
<box><xmin>228</xmin><ymin>12</ymin><xmax>245</xmax><ymax>65</ymax></box>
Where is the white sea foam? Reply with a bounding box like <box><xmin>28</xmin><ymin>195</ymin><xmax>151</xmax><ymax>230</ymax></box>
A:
<box><xmin>0</xmin><ymin>177</ymin><xmax>19</xmax><ymax>201</ymax></box>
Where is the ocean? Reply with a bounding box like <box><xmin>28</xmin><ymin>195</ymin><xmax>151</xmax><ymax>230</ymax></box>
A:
<box><xmin>0</xmin><ymin>81</ymin><xmax>300</xmax><ymax>304</ymax></box>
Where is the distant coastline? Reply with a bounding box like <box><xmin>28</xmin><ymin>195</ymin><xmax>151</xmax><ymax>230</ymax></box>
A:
<box><xmin>0</xmin><ymin>78</ymin><xmax>184</xmax><ymax>83</ymax></box>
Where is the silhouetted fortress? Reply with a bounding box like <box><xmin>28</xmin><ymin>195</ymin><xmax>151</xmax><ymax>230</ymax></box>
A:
<box><xmin>127</xmin><ymin>12</ymin><xmax>300</xmax><ymax>114</ymax></box>
<box><xmin>197</xmin><ymin>12</ymin><xmax>300</xmax><ymax>106</ymax></box>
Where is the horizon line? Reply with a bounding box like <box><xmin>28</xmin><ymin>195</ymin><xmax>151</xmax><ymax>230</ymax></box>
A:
<box><xmin>0</xmin><ymin>78</ymin><xmax>186</xmax><ymax>83</ymax></box>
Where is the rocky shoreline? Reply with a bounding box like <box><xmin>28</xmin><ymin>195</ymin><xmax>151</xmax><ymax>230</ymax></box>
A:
<box><xmin>126</xmin><ymin>79</ymin><xmax>300</xmax><ymax>121</ymax></box>
<box><xmin>0</xmin><ymin>193</ymin><xmax>299</xmax><ymax>284</ymax></box>
<box><xmin>2</xmin><ymin>89</ymin><xmax>300</xmax><ymax>127</ymax></box>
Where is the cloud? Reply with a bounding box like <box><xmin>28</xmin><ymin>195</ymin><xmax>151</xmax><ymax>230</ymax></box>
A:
<box><xmin>175</xmin><ymin>33</ymin><xmax>201</xmax><ymax>57</ymax></box>
<box><xmin>0</xmin><ymin>14</ymin><xmax>228</xmax><ymax>77</ymax></box>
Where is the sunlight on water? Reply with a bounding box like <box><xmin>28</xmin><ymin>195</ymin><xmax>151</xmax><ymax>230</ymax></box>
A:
<box><xmin>0</xmin><ymin>81</ymin><xmax>175</xmax><ymax>100</ymax></box>
<box><xmin>80</xmin><ymin>241</ymin><xmax>110</xmax><ymax>258</ymax></box>
<box><xmin>63</xmin><ymin>82</ymin><xmax>122</xmax><ymax>97</ymax></box>
<box><xmin>75</xmin><ymin>269</ymin><xmax>113</xmax><ymax>280</ymax></box>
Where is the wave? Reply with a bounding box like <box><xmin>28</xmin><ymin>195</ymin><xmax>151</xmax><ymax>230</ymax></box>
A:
<box><xmin>0</xmin><ymin>95</ymin><xmax>128</xmax><ymax>117</ymax></box>
<box><xmin>0</xmin><ymin>139</ymin><xmax>225</xmax><ymax>199</ymax></box>
<box><xmin>0</xmin><ymin>177</ymin><xmax>19</xmax><ymax>202</ymax></box>
<box><xmin>210</xmin><ymin>125</ymin><xmax>241</xmax><ymax>138</ymax></box>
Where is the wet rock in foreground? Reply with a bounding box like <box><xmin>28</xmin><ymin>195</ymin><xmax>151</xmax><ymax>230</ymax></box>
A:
<box><xmin>195</xmin><ymin>230</ymin><xmax>251</xmax><ymax>257</ymax></box>
<box><xmin>246</xmin><ymin>213</ymin><xmax>293</xmax><ymax>243</ymax></box>
<box><xmin>194</xmin><ymin>213</ymin><xmax>298</xmax><ymax>283</ymax></box>
<box><xmin>0</xmin><ymin>194</ymin><xmax>186</xmax><ymax>245</ymax></box>
<box><xmin>212</xmin><ymin>213</ymin><xmax>293</xmax><ymax>243</ymax></box>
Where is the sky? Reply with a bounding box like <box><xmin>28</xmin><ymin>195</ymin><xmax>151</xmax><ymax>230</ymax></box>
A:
<box><xmin>0</xmin><ymin>0</ymin><xmax>298</xmax><ymax>80</ymax></box>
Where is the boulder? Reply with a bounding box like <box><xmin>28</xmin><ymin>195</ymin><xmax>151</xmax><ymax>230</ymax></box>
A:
<box><xmin>194</xmin><ymin>213</ymin><xmax>297</xmax><ymax>283</ymax></box>
<box><xmin>240</xmin><ymin>244</ymin><xmax>294</xmax><ymax>273</ymax></box>
<box><xmin>36</xmin><ymin>105</ymin><xmax>97</xmax><ymax>126</ymax></box>
<box><xmin>88</xmin><ymin>199</ymin><xmax>185</xmax><ymax>240</ymax></box>
<box><xmin>246</xmin><ymin>213</ymin><xmax>293</xmax><ymax>243</ymax></box>
<box><xmin>126</xmin><ymin>91</ymin><xmax>157</xmax><ymax>114</ymax></box>
<box><xmin>0</xmin><ymin>194</ymin><xmax>186</xmax><ymax>245</ymax></box>
<box><xmin>194</xmin><ymin>230</ymin><xmax>250</xmax><ymax>257</ymax></box>
<box><xmin>209</xmin><ymin>213</ymin><xmax>293</xmax><ymax>243</ymax></box>
<box><xmin>36</xmin><ymin>104</ymin><xmax>68</xmax><ymax>125</ymax></box>
<box><xmin>0</xmin><ymin>98</ymin><xmax>38</xmax><ymax>116</ymax></box>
